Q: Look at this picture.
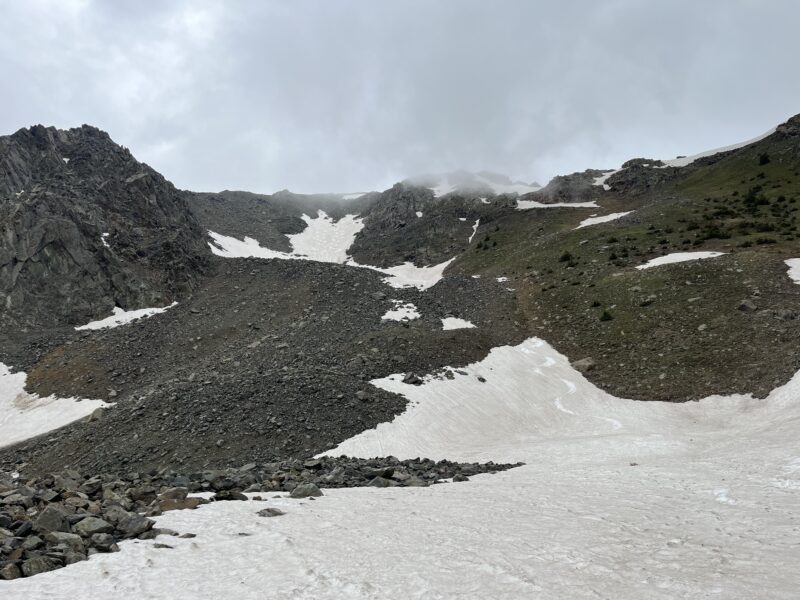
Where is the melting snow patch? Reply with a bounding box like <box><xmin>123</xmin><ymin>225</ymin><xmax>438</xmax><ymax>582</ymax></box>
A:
<box><xmin>441</xmin><ymin>317</ymin><xmax>476</xmax><ymax>330</ymax></box>
<box><xmin>517</xmin><ymin>200</ymin><xmax>598</xmax><ymax>210</ymax></box>
<box><xmin>100</xmin><ymin>233</ymin><xmax>111</xmax><ymax>248</ymax></box>
<box><xmin>592</xmin><ymin>169</ymin><xmax>622</xmax><ymax>191</ymax></box>
<box><xmin>661</xmin><ymin>127</ymin><xmax>777</xmax><ymax>167</ymax></box>
<box><xmin>0</xmin><ymin>364</ymin><xmax>109</xmax><ymax>449</ymax></box>
<box><xmin>381</xmin><ymin>301</ymin><xmax>421</xmax><ymax>322</ymax></box>
<box><xmin>210</xmin><ymin>211</ymin><xmax>365</xmax><ymax>265</ymax></box>
<box><xmin>370</xmin><ymin>258</ymin><xmax>455</xmax><ymax>291</ymax></box>
<box><xmin>785</xmin><ymin>259</ymin><xmax>800</xmax><ymax>285</ymax></box>
<box><xmin>415</xmin><ymin>211</ymin><xmax>423</xmax><ymax>218</ymax></box>
<box><xmin>75</xmin><ymin>303</ymin><xmax>177</xmax><ymax>331</ymax></box>
<box><xmin>496</xmin><ymin>277</ymin><xmax>509</xmax><ymax>282</ymax></box>
<box><xmin>62</xmin><ymin>157</ymin><xmax>70</xmax><ymax>164</ymax></box>
<box><xmin>636</xmin><ymin>251</ymin><xmax>725</xmax><ymax>270</ymax></box>
<box><xmin>288</xmin><ymin>212</ymin><xmax>365</xmax><ymax>263</ymax></box>
<box><xmin>576</xmin><ymin>211</ymin><xmax>634</xmax><ymax>229</ymax></box>
<box><xmin>468</xmin><ymin>219</ymin><xmax>480</xmax><ymax>243</ymax></box>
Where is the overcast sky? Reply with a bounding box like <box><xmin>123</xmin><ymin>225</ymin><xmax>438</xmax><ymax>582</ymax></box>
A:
<box><xmin>1</xmin><ymin>1</ymin><xmax>799</xmax><ymax>194</ymax></box>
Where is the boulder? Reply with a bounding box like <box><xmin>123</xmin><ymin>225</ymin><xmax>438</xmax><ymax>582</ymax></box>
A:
<box><xmin>73</xmin><ymin>516</ymin><xmax>114</xmax><ymax>537</ymax></box>
<box><xmin>289</xmin><ymin>483</ymin><xmax>323</xmax><ymax>498</ymax></box>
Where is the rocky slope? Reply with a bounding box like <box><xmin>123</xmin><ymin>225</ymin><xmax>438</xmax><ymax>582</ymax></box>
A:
<box><xmin>0</xmin><ymin>125</ymin><xmax>209</xmax><ymax>330</ymax></box>
<box><xmin>2</xmin><ymin>113</ymin><xmax>800</xmax><ymax>481</ymax></box>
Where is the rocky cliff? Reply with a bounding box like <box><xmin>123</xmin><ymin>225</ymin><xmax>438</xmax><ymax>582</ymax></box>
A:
<box><xmin>0</xmin><ymin>125</ymin><xmax>209</xmax><ymax>328</ymax></box>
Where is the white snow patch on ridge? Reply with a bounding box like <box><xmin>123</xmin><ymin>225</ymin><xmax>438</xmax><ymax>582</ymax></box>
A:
<box><xmin>517</xmin><ymin>199</ymin><xmax>598</xmax><ymax>210</ymax></box>
<box><xmin>75</xmin><ymin>303</ymin><xmax>177</xmax><ymax>331</ymax></box>
<box><xmin>576</xmin><ymin>211</ymin><xmax>634</xmax><ymax>229</ymax></box>
<box><xmin>441</xmin><ymin>317</ymin><xmax>476</xmax><ymax>330</ymax></box>
<box><xmin>785</xmin><ymin>258</ymin><xmax>800</xmax><ymax>284</ymax></box>
<box><xmin>0</xmin><ymin>364</ymin><xmax>109</xmax><ymax>449</ymax></box>
<box><xmin>636</xmin><ymin>251</ymin><xmax>725</xmax><ymax>270</ymax></box>
<box><xmin>662</xmin><ymin>127</ymin><xmax>777</xmax><ymax>168</ymax></box>
<box><xmin>592</xmin><ymin>169</ymin><xmax>621</xmax><ymax>190</ymax></box>
<box><xmin>381</xmin><ymin>301</ymin><xmax>420</xmax><ymax>322</ymax></box>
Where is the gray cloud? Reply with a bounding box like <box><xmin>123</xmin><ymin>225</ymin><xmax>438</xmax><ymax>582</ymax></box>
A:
<box><xmin>1</xmin><ymin>0</ymin><xmax>798</xmax><ymax>193</ymax></box>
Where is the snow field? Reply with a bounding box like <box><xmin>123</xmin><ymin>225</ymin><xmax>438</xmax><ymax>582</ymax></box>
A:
<box><xmin>7</xmin><ymin>337</ymin><xmax>799</xmax><ymax>598</ymax></box>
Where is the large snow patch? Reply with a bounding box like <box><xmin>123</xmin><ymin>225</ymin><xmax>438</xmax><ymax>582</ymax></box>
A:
<box><xmin>0</xmin><ymin>364</ymin><xmax>109</xmax><ymax>448</ymax></box>
<box><xmin>210</xmin><ymin>210</ymin><xmax>454</xmax><ymax>290</ymax></box>
<box><xmin>9</xmin><ymin>337</ymin><xmax>800</xmax><ymax>599</ymax></box>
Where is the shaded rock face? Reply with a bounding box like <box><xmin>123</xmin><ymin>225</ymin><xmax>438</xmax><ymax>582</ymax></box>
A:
<box><xmin>527</xmin><ymin>171</ymin><xmax>599</xmax><ymax>203</ymax></box>
<box><xmin>0</xmin><ymin>124</ymin><xmax>209</xmax><ymax>328</ymax></box>
<box><xmin>776</xmin><ymin>112</ymin><xmax>800</xmax><ymax>137</ymax></box>
<box><xmin>348</xmin><ymin>183</ymin><xmax>496</xmax><ymax>268</ymax></box>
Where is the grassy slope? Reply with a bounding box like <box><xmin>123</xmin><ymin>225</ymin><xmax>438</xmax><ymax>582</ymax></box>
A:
<box><xmin>450</xmin><ymin>132</ymin><xmax>800</xmax><ymax>401</ymax></box>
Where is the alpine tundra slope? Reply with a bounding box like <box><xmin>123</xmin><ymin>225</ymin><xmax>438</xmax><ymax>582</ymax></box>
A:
<box><xmin>1</xmin><ymin>114</ymin><xmax>800</xmax><ymax>597</ymax></box>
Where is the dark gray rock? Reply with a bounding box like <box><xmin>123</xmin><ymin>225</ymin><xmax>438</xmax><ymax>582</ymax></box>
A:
<box><xmin>289</xmin><ymin>483</ymin><xmax>323</xmax><ymax>498</ymax></box>
<box><xmin>73</xmin><ymin>516</ymin><xmax>113</xmax><ymax>537</ymax></box>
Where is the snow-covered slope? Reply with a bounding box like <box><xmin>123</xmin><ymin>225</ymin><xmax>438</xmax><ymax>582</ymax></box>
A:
<box><xmin>0</xmin><ymin>364</ymin><xmax>109</xmax><ymax>449</ymax></box>
<box><xmin>10</xmin><ymin>337</ymin><xmax>799</xmax><ymax>599</ymax></box>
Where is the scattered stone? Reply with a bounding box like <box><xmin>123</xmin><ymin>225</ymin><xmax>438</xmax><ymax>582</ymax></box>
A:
<box><xmin>738</xmin><ymin>299</ymin><xmax>757</xmax><ymax>312</ymax></box>
<box><xmin>572</xmin><ymin>358</ymin><xmax>596</xmax><ymax>373</ymax></box>
<box><xmin>257</xmin><ymin>507</ymin><xmax>285</xmax><ymax>518</ymax></box>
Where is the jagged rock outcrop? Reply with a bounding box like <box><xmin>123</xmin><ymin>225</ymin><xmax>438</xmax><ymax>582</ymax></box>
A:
<box><xmin>0</xmin><ymin>125</ymin><xmax>209</xmax><ymax>328</ymax></box>
<box><xmin>348</xmin><ymin>183</ymin><xmax>490</xmax><ymax>267</ymax></box>
<box><xmin>776</xmin><ymin>113</ymin><xmax>800</xmax><ymax>137</ymax></box>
